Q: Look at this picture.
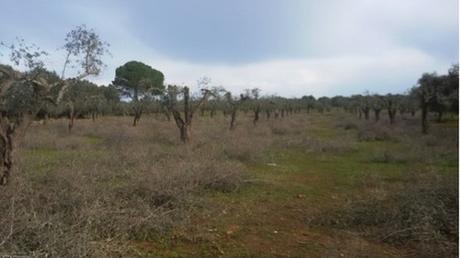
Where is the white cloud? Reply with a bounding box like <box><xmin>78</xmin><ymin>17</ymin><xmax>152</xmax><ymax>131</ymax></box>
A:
<box><xmin>0</xmin><ymin>0</ymin><xmax>456</xmax><ymax>97</ymax></box>
<box><xmin>85</xmin><ymin>45</ymin><xmax>447</xmax><ymax>97</ymax></box>
<box><xmin>52</xmin><ymin>0</ymin><xmax>460</xmax><ymax>97</ymax></box>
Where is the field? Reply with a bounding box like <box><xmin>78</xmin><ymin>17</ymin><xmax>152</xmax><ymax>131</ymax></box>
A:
<box><xmin>1</xmin><ymin>111</ymin><xmax>458</xmax><ymax>257</ymax></box>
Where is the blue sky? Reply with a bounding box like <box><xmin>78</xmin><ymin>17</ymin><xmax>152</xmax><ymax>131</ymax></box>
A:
<box><xmin>0</xmin><ymin>0</ymin><xmax>458</xmax><ymax>97</ymax></box>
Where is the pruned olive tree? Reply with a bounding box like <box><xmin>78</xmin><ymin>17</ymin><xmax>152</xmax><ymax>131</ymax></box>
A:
<box><xmin>399</xmin><ymin>91</ymin><xmax>418</xmax><ymax>117</ymax></box>
<box><xmin>301</xmin><ymin>95</ymin><xmax>316</xmax><ymax>114</ymax></box>
<box><xmin>359</xmin><ymin>93</ymin><xmax>371</xmax><ymax>120</ymax></box>
<box><xmin>164</xmin><ymin>82</ymin><xmax>212</xmax><ymax>143</ymax></box>
<box><xmin>383</xmin><ymin>94</ymin><xmax>401</xmax><ymax>124</ymax></box>
<box><xmin>202</xmin><ymin>86</ymin><xmax>226</xmax><ymax>118</ymax></box>
<box><xmin>225</xmin><ymin>91</ymin><xmax>249</xmax><ymax>130</ymax></box>
<box><xmin>370</xmin><ymin>94</ymin><xmax>384</xmax><ymax>122</ymax></box>
<box><xmin>247</xmin><ymin>88</ymin><xmax>261</xmax><ymax>126</ymax></box>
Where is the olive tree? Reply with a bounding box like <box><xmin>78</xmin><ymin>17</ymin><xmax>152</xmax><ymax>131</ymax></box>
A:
<box><xmin>0</xmin><ymin>25</ymin><xmax>109</xmax><ymax>184</ymax></box>
<box><xmin>413</xmin><ymin>73</ymin><xmax>442</xmax><ymax>134</ymax></box>
<box><xmin>0</xmin><ymin>41</ymin><xmax>53</xmax><ymax>185</ymax></box>
<box><xmin>359</xmin><ymin>94</ymin><xmax>371</xmax><ymax>120</ymax></box>
<box><xmin>225</xmin><ymin>91</ymin><xmax>249</xmax><ymax>130</ymax></box>
<box><xmin>164</xmin><ymin>82</ymin><xmax>212</xmax><ymax>143</ymax></box>
<box><xmin>301</xmin><ymin>95</ymin><xmax>315</xmax><ymax>114</ymax></box>
<box><xmin>59</xmin><ymin>80</ymin><xmax>103</xmax><ymax>129</ymax></box>
<box><xmin>413</xmin><ymin>64</ymin><xmax>459</xmax><ymax>133</ymax></box>
<box><xmin>370</xmin><ymin>94</ymin><xmax>384</xmax><ymax>122</ymax></box>
<box><xmin>383</xmin><ymin>94</ymin><xmax>401</xmax><ymax>124</ymax></box>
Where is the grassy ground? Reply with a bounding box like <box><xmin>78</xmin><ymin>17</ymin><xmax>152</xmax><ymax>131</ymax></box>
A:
<box><xmin>1</xmin><ymin>111</ymin><xmax>458</xmax><ymax>257</ymax></box>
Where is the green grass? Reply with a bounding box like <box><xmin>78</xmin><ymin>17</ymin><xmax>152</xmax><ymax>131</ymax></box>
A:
<box><xmin>168</xmin><ymin>114</ymin><xmax>458</xmax><ymax>257</ymax></box>
<box><xmin>14</xmin><ymin>113</ymin><xmax>458</xmax><ymax>257</ymax></box>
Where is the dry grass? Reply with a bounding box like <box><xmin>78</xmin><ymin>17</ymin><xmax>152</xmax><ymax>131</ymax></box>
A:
<box><xmin>0</xmin><ymin>111</ymin><xmax>457</xmax><ymax>257</ymax></box>
<box><xmin>1</xmin><ymin>114</ymin><xmax>267</xmax><ymax>256</ymax></box>
<box><xmin>315</xmin><ymin>170</ymin><xmax>458</xmax><ymax>258</ymax></box>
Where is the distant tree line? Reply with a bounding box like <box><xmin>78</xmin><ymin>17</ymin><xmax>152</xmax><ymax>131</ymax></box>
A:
<box><xmin>0</xmin><ymin>24</ymin><xmax>458</xmax><ymax>185</ymax></box>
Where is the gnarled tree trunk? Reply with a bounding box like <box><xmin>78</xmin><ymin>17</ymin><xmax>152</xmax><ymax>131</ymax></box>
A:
<box><xmin>253</xmin><ymin>105</ymin><xmax>260</xmax><ymax>126</ymax></box>
<box><xmin>374</xmin><ymin>109</ymin><xmax>381</xmax><ymax>122</ymax></box>
<box><xmin>362</xmin><ymin>107</ymin><xmax>370</xmax><ymax>120</ymax></box>
<box><xmin>68</xmin><ymin>104</ymin><xmax>76</xmax><ymax>133</ymax></box>
<box><xmin>0</xmin><ymin>116</ymin><xmax>14</xmax><ymax>185</ymax></box>
<box><xmin>168</xmin><ymin>86</ymin><xmax>211</xmax><ymax>143</ymax></box>
<box><xmin>229</xmin><ymin>108</ymin><xmax>237</xmax><ymax>130</ymax></box>
<box><xmin>388</xmin><ymin>109</ymin><xmax>397</xmax><ymax>124</ymax></box>
<box><xmin>421</xmin><ymin>104</ymin><xmax>429</xmax><ymax>134</ymax></box>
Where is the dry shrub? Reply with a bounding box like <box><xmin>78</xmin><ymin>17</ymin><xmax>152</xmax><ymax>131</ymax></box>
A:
<box><xmin>368</xmin><ymin>151</ymin><xmax>408</xmax><ymax>164</ymax></box>
<box><xmin>215</xmin><ymin>122</ymin><xmax>273</xmax><ymax>163</ymax></box>
<box><xmin>335</xmin><ymin>118</ymin><xmax>359</xmax><ymax>130</ymax></box>
<box><xmin>283</xmin><ymin>136</ymin><xmax>355</xmax><ymax>155</ymax></box>
<box><xmin>357</xmin><ymin>123</ymin><xmax>395</xmax><ymax>142</ymax></box>
<box><xmin>0</xmin><ymin>115</ymin><xmax>247</xmax><ymax>256</ymax></box>
<box><xmin>314</xmin><ymin>171</ymin><xmax>458</xmax><ymax>257</ymax></box>
<box><xmin>269</xmin><ymin>118</ymin><xmax>305</xmax><ymax>136</ymax></box>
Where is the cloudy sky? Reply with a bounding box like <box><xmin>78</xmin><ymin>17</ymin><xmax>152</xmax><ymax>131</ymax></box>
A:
<box><xmin>0</xmin><ymin>0</ymin><xmax>458</xmax><ymax>97</ymax></box>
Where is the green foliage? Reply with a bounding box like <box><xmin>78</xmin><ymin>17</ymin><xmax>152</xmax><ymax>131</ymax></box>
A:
<box><xmin>3</xmin><ymin>81</ymin><xmax>37</xmax><ymax>118</ymax></box>
<box><xmin>0</xmin><ymin>65</ymin><xmax>57</xmax><ymax>124</ymax></box>
<box><xmin>414</xmin><ymin>64</ymin><xmax>459</xmax><ymax>115</ymax></box>
<box><xmin>113</xmin><ymin>61</ymin><xmax>164</xmax><ymax>100</ymax></box>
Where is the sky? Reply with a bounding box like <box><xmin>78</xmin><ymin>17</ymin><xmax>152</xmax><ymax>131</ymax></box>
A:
<box><xmin>0</xmin><ymin>0</ymin><xmax>458</xmax><ymax>97</ymax></box>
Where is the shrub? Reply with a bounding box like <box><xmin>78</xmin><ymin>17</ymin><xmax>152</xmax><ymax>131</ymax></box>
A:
<box><xmin>313</xmin><ymin>171</ymin><xmax>458</xmax><ymax>257</ymax></box>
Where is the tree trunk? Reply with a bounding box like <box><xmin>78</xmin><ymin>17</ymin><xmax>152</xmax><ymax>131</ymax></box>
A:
<box><xmin>132</xmin><ymin>103</ymin><xmax>142</xmax><ymax>126</ymax></box>
<box><xmin>253</xmin><ymin>106</ymin><xmax>260</xmax><ymax>126</ymax></box>
<box><xmin>374</xmin><ymin>109</ymin><xmax>381</xmax><ymax>122</ymax></box>
<box><xmin>437</xmin><ymin>111</ymin><xmax>443</xmax><ymax>122</ymax></box>
<box><xmin>0</xmin><ymin>116</ymin><xmax>14</xmax><ymax>186</ymax></box>
<box><xmin>421</xmin><ymin>105</ymin><xmax>428</xmax><ymax>134</ymax></box>
<box><xmin>388</xmin><ymin>109</ymin><xmax>396</xmax><ymax>124</ymax></box>
<box><xmin>68</xmin><ymin>107</ymin><xmax>75</xmax><ymax>133</ymax></box>
<box><xmin>43</xmin><ymin>113</ymin><xmax>49</xmax><ymax>125</ymax></box>
<box><xmin>363</xmin><ymin>108</ymin><xmax>370</xmax><ymax>120</ymax></box>
<box><xmin>163</xmin><ymin>110</ymin><xmax>171</xmax><ymax>121</ymax></box>
<box><xmin>132</xmin><ymin>112</ymin><xmax>141</xmax><ymax>126</ymax></box>
<box><xmin>179</xmin><ymin>124</ymin><xmax>191</xmax><ymax>143</ymax></box>
<box><xmin>230</xmin><ymin>109</ymin><xmax>237</xmax><ymax>130</ymax></box>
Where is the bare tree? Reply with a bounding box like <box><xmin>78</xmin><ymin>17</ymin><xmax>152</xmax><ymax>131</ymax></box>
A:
<box><xmin>384</xmin><ymin>94</ymin><xmax>400</xmax><ymax>124</ymax></box>
<box><xmin>360</xmin><ymin>93</ymin><xmax>371</xmax><ymax>120</ymax></box>
<box><xmin>165</xmin><ymin>84</ymin><xmax>212</xmax><ymax>143</ymax></box>
<box><xmin>225</xmin><ymin>92</ymin><xmax>249</xmax><ymax>130</ymax></box>
<box><xmin>371</xmin><ymin>95</ymin><xmax>384</xmax><ymax>122</ymax></box>
<box><xmin>249</xmin><ymin>88</ymin><xmax>261</xmax><ymax>126</ymax></box>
